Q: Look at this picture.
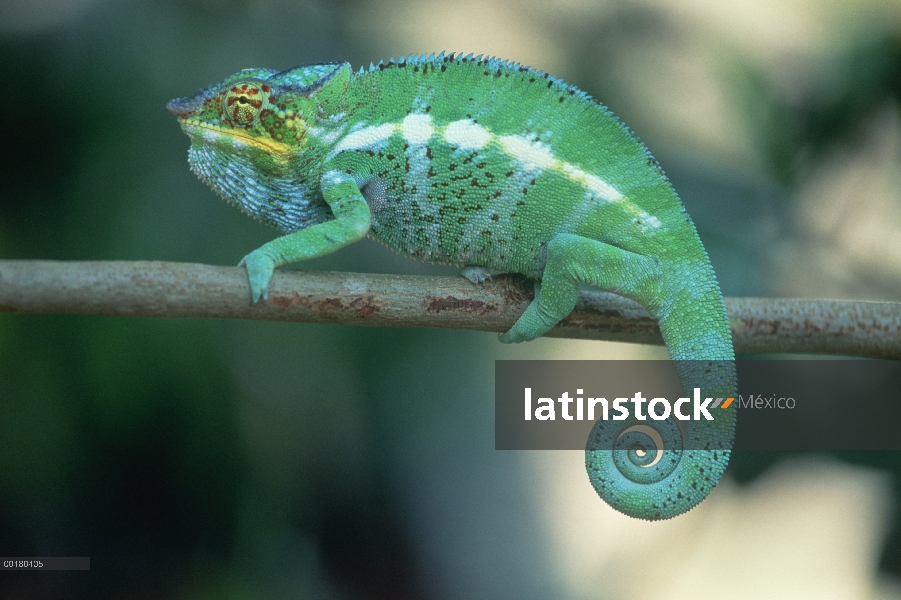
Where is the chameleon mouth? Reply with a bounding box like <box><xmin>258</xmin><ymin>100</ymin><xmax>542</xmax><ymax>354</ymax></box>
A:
<box><xmin>177</xmin><ymin>117</ymin><xmax>290</xmax><ymax>154</ymax></box>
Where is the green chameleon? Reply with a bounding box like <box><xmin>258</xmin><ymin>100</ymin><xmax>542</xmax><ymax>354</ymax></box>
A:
<box><xmin>168</xmin><ymin>53</ymin><xmax>736</xmax><ymax>520</ymax></box>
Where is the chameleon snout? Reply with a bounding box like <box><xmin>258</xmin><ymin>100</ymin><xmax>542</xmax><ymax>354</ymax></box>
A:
<box><xmin>166</xmin><ymin>97</ymin><xmax>197</xmax><ymax>118</ymax></box>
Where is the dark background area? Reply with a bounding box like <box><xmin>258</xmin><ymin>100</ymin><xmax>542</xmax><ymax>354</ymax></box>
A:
<box><xmin>1</xmin><ymin>1</ymin><xmax>900</xmax><ymax>598</ymax></box>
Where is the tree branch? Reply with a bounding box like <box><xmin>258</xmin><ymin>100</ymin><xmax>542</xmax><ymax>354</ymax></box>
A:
<box><xmin>1</xmin><ymin>260</ymin><xmax>899</xmax><ymax>358</ymax></box>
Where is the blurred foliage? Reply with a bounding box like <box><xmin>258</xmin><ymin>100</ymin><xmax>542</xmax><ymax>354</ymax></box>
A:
<box><xmin>1</xmin><ymin>1</ymin><xmax>900</xmax><ymax>598</ymax></box>
<box><xmin>728</xmin><ymin>30</ymin><xmax>901</xmax><ymax>575</ymax></box>
<box><xmin>737</xmin><ymin>31</ymin><xmax>901</xmax><ymax>185</ymax></box>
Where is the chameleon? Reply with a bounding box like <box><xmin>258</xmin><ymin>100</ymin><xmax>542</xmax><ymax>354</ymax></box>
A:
<box><xmin>168</xmin><ymin>53</ymin><xmax>736</xmax><ymax>520</ymax></box>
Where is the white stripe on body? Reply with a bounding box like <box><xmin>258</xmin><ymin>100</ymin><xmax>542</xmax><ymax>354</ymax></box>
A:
<box><xmin>326</xmin><ymin>114</ymin><xmax>626</xmax><ymax>207</ymax></box>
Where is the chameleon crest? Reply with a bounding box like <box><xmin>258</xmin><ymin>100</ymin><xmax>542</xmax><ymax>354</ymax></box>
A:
<box><xmin>169</xmin><ymin>53</ymin><xmax>736</xmax><ymax>520</ymax></box>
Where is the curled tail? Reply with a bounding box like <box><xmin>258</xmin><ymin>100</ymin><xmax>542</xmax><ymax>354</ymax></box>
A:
<box><xmin>585</xmin><ymin>266</ymin><xmax>737</xmax><ymax>520</ymax></box>
<box><xmin>496</xmin><ymin>229</ymin><xmax>735</xmax><ymax>519</ymax></box>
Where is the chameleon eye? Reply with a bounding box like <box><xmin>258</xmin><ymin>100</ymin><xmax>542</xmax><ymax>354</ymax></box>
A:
<box><xmin>224</xmin><ymin>83</ymin><xmax>264</xmax><ymax>125</ymax></box>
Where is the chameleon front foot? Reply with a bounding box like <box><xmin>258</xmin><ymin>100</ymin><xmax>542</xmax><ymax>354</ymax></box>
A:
<box><xmin>459</xmin><ymin>265</ymin><xmax>493</xmax><ymax>284</ymax></box>
<box><xmin>239</xmin><ymin>249</ymin><xmax>277</xmax><ymax>302</ymax></box>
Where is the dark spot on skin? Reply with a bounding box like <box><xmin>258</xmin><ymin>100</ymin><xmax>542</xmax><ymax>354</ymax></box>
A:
<box><xmin>448</xmin><ymin>163</ymin><xmax>456</xmax><ymax>171</ymax></box>
<box><xmin>522</xmin><ymin>188</ymin><xmax>528</xmax><ymax>194</ymax></box>
<box><xmin>491</xmin><ymin>214</ymin><xmax>499</xmax><ymax>221</ymax></box>
<box><xmin>386</xmin><ymin>153</ymin><xmax>395</xmax><ymax>161</ymax></box>
<box><xmin>547</xmin><ymin>81</ymin><xmax>553</xmax><ymax>88</ymax></box>
<box><xmin>559</xmin><ymin>97</ymin><xmax>565</xmax><ymax>103</ymax></box>
<box><xmin>484</xmin><ymin>71</ymin><xmax>490</xmax><ymax>76</ymax></box>
<box><xmin>441</xmin><ymin>65</ymin><xmax>447</xmax><ymax>72</ymax></box>
<box><xmin>495</xmin><ymin>69</ymin><xmax>502</xmax><ymax>78</ymax></box>
<box><xmin>413</xmin><ymin>65</ymin><xmax>419</xmax><ymax>72</ymax></box>
<box><xmin>505</xmin><ymin>171</ymin><xmax>514</xmax><ymax>177</ymax></box>
<box><xmin>426</xmin><ymin>105</ymin><xmax>432</xmax><ymax>112</ymax></box>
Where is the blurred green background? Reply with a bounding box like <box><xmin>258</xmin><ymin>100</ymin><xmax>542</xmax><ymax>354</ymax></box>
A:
<box><xmin>2</xmin><ymin>0</ymin><xmax>901</xmax><ymax>598</ymax></box>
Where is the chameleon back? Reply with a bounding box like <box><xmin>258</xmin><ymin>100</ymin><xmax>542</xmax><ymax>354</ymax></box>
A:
<box><xmin>340</xmin><ymin>54</ymin><xmax>703</xmax><ymax>278</ymax></box>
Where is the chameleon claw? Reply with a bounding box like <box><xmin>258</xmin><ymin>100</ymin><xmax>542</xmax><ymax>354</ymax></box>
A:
<box><xmin>460</xmin><ymin>265</ymin><xmax>493</xmax><ymax>285</ymax></box>
<box><xmin>498</xmin><ymin>331</ymin><xmax>523</xmax><ymax>344</ymax></box>
<box><xmin>239</xmin><ymin>250</ymin><xmax>276</xmax><ymax>303</ymax></box>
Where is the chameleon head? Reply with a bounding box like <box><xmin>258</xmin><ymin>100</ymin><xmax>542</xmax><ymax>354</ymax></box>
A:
<box><xmin>167</xmin><ymin>67</ymin><xmax>332</xmax><ymax>169</ymax></box>
<box><xmin>167</xmin><ymin>63</ymin><xmax>350</xmax><ymax>221</ymax></box>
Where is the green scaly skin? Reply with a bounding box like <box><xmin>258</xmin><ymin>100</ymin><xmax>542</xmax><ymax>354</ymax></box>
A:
<box><xmin>168</xmin><ymin>54</ymin><xmax>736</xmax><ymax>520</ymax></box>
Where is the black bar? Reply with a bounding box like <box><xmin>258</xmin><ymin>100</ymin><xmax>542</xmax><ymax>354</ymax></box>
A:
<box><xmin>496</xmin><ymin>359</ymin><xmax>901</xmax><ymax>450</ymax></box>
<box><xmin>1</xmin><ymin>557</ymin><xmax>90</xmax><ymax>570</ymax></box>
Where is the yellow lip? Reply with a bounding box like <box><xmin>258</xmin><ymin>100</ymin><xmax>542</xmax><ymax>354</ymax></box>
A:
<box><xmin>178</xmin><ymin>118</ymin><xmax>290</xmax><ymax>154</ymax></box>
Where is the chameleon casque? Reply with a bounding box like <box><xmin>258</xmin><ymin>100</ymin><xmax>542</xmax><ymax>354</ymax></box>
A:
<box><xmin>168</xmin><ymin>53</ymin><xmax>736</xmax><ymax>520</ymax></box>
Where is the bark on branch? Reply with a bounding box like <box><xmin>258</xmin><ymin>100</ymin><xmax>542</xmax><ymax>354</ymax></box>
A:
<box><xmin>1</xmin><ymin>260</ymin><xmax>899</xmax><ymax>359</ymax></box>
